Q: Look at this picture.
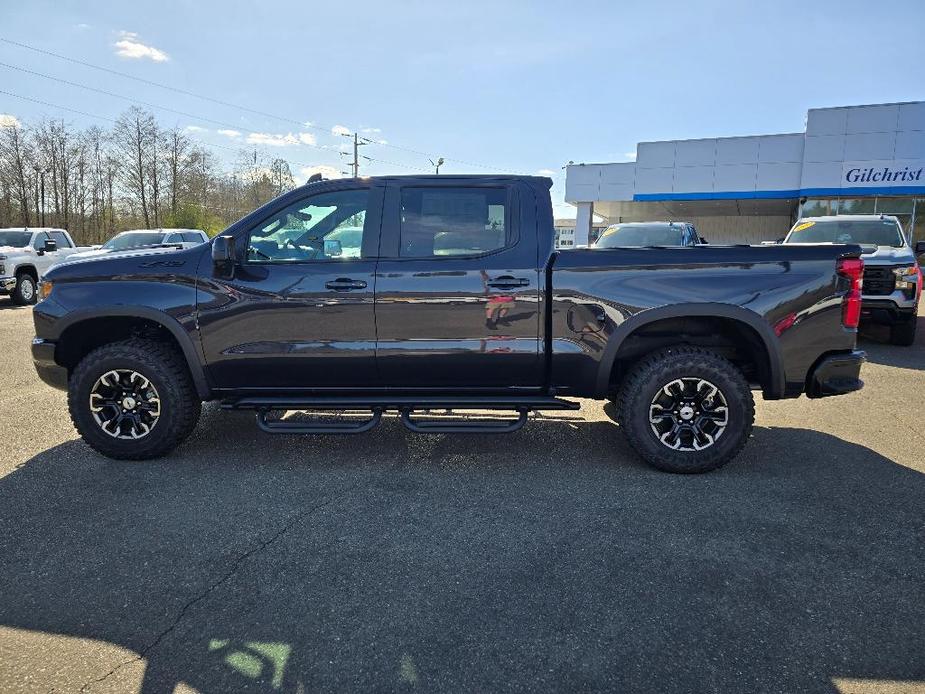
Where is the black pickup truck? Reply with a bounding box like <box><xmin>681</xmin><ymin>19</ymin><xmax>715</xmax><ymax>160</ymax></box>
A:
<box><xmin>32</xmin><ymin>175</ymin><xmax>865</xmax><ymax>473</ymax></box>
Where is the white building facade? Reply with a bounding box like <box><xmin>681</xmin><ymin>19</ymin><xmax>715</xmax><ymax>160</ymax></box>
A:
<box><xmin>566</xmin><ymin>101</ymin><xmax>925</xmax><ymax>246</ymax></box>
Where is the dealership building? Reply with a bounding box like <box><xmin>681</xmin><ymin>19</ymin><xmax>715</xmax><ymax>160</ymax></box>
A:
<box><xmin>565</xmin><ymin>100</ymin><xmax>925</xmax><ymax>246</ymax></box>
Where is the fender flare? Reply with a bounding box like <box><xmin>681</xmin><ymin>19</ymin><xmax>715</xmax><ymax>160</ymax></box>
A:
<box><xmin>593</xmin><ymin>303</ymin><xmax>784</xmax><ymax>398</ymax></box>
<box><xmin>13</xmin><ymin>263</ymin><xmax>38</xmax><ymax>279</ymax></box>
<box><xmin>50</xmin><ymin>305</ymin><xmax>212</xmax><ymax>400</ymax></box>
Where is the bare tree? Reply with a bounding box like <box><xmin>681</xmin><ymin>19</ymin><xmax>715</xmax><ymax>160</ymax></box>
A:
<box><xmin>0</xmin><ymin>122</ymin><xmax>33</xmax><ymax>226</ymax></box>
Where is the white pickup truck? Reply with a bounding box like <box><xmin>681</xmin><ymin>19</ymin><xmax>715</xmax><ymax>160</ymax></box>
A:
<box><xmin>0</xmin><ymin>228</ymin><xmax>92</xmax><ymax>304</ymax></box>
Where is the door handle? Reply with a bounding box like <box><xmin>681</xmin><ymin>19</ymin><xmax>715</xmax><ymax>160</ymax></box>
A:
<box><xmin>486</xmin><ymin>276</ymin><xmax>530</xmax><ymax>289</ymax></box>
<box><xmin>325</xmin><ymin>278</ymin><xmax>367</xmax><ymax>291</ymax></box>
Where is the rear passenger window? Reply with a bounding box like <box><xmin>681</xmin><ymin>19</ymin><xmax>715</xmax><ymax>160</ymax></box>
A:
<box><xmin>400</xmin><ymin>187</ymin><xmax>508</xmax><ymax>257</ymax></box>
<box><xmin>49</xmin><ymin>231</ymin><xmax>72</xmax><ymax>248</ymax></box>
<box><xmin>181</xmin><ymin>232</ymin><xmax>203</xmax><ymax>242</ymax></box>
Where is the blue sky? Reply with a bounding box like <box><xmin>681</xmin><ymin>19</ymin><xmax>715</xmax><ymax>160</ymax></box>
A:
<box><xmin>1</xmin><ymin>0</ymin><xmax>923</xmax><ymax>217</ymax></box>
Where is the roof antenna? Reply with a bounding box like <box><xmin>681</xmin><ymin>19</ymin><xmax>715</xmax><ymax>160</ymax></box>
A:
<box><xmin>307</xmin><ymin>173</ymin><xmax>323</xmax><ymax>184</ymax></box>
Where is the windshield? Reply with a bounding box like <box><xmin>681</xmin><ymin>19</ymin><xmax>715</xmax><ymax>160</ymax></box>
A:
<box><xmin>785</xmin><ymin>219</ymin><xmax>904</xmax><ymax>247</ymax></box>
<box><xmin>595</xmin><ymin>224</ymin><xmax>685</xmax><ymax>248</ymax></box>
<box><xmin>102</xmin><ymin>232</ymin><xmax>168</xmax><ymax>250</ymax></box>
<box><xmin>0</xmin><ymin>231</ymin><xmax>32</xmax><ymax>248</ymax></box>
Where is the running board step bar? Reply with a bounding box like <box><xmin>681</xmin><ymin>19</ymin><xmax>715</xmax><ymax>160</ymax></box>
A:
<box><xmin>257</xmin><ymin>407</ymin><xmax>382</xmax><ymax>435</ymax></box>
<box><xmin>224</xmin><ymin>395</ymin><xmax>578</xmax><ymax>436</ymax></box>
<box><xmin>400</xmin><ymin>407</ymin><xmax>529</xmax><ymax>434</ymax></box>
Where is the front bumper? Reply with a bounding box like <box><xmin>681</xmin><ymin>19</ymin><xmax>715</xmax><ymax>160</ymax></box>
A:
<box><xmin>860</xmin><ymin>298</ymin><xmax>918</xmax><ymax>326</ymax></box>
<box><xmin>0</xmin><ymin>276</ymin><xmax>15</xmax><ymax>295</ymax></box>
<box><xmin>31</xmin><ymin>338</ymin><xmax>68</xmax><ymax>391</ymax></box>
<box><xmin>806</xmin><ymin>350</ymin><xmax>865</xmax><ymax>398</ymax></box>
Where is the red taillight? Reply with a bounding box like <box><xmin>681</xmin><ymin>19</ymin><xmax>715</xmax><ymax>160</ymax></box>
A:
<box><xmin>837</xmin><ymin>257</ymin><xmax>864</xmax><ymax>329</ymax></box>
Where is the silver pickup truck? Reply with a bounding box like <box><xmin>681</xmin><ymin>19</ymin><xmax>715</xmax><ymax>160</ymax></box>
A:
<box><xmin>782</xmin><ymin>214</ymin><xmax>925</xmax><ymax>345</ymax></box>
<box><xmin>0</xmin><ymin>228</ymin><xmax>92</xmax><ymax>304</ymax></box>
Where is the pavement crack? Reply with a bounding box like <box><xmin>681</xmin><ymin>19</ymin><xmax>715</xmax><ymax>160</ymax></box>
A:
<box><xmin>76</xmin><ymin>477</ymin><xmax>366</xmax><ymax>693</ymax></box>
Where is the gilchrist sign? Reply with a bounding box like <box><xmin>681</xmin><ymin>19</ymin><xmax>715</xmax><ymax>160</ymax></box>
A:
<box><xmin>843</xmin><ymin>160</ymin><xmax>925</xmax><ymax>188</ymax></box>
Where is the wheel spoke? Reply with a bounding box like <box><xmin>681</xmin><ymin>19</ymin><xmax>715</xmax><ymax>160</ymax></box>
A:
<box><xmin>649</xmin><ymin>377</ymin><xmax>728</xmax><ymax>452</ymax></box>
<box><xmin>89</xmin><ymin>369</ymin><xmax>160</xmax><ymax>440</ymax></box>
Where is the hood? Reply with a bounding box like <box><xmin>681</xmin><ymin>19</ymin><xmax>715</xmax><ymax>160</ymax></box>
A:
<box><xmin>859</xmin><ymin>244</ymin><xmax>916</xmax><ymax>266</ymax></box>
<box><xmin>49</xmin><ymin>244</ymin><xmax>190</xmax><ymax>270</ymax></box>
<box><xmin>0</xmin><ymin>245</ymin><xmax>32</xmax><ymax>255</ymax></box>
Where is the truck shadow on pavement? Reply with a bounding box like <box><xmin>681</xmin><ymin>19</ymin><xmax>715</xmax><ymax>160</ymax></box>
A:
<box><xmin>0</xmin><ymin>414</ymin><xmax>922</xmax><ymax>693</ymax></box>
<box><xmin>859</xmin><ymin>316</ymin><xmax>924</xmax><ymax>370</ymax></box>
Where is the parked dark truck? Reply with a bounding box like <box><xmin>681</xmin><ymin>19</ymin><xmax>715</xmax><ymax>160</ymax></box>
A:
<box><xmin>32</xmin><ymin>176</ymin><xmax>865</xmax><ymax>473</ymax></box>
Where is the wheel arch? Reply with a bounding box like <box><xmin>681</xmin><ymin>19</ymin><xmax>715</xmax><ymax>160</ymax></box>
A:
<box><xmin>51</xmin><ymin>307</ymin><xmax>211</xmax><ymax>400</ymax></box>
<box><xmin>15</xmin><ymin>264</ymin><xmax>38</xmax><ymax>281</ymax></box>
<box><xmin>595</xmin><ymin>303</ymin><xmax>784</xmax><ymax>399</ymax></box>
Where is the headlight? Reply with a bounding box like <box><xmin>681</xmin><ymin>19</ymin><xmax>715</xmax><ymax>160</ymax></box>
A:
<box><xmin>893</xmin><ymin>265</ymin><xmax>918</xmax><ymax>290</ymax></box>
<box><xmin>0</xmin><ymin>264</ymin><xmax>5</xmax><ymax>275</ymax></box>
<box><xmin>893</xmin><ymin>265</ymin><xmax>918</xmax><ymax>279</ymax></box>
<box><xmin>38</xmin><ymin>281</ymin><xmax>53</xmax><ymax>301</ymax></box>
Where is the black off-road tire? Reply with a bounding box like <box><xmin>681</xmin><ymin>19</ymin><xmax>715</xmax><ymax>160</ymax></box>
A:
<box><xmin>11</xmin><ymin>272</ymin><xmax>37</xmax><ymax>305</ymax></box>
<box><xmin>68</xmin><ymin>338</ymin><xmax>201</xmax><ymax>460</ymax></box>
<box><xmin>889</xmin><ymin>317</ymin><xmax>917</xmax><ymax>346</ymax></box>
<box><xmin>617</xmin><ymin>346</ymin><xmax>754</xmax><ymax>474</ymax></box>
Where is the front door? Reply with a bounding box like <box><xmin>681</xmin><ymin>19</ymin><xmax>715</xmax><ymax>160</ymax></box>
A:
<box><xmin>373</xmin><ymin>181</ymin><xmax>541</xmax><ymax>390</ymax></box>
<box><xmin>197</xmin><ymin>184</ymin><xmax>382</xmax><ymax>391</ymax></box>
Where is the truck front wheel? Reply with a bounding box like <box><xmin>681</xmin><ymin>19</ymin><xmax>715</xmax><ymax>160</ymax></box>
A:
<box><xmin>12</xmin><ymin>272</ymin><xmax>37</xmax><ymax>305</ymax></box>
<box><xmin>68</xmin><ymin>338</ymin><xmax>201</xmax><ymax>460</ymax></box>
<box><xmin>617</xmin><ymin>347</ymin><xmax>754</xmax><ymax>473</ymax></box>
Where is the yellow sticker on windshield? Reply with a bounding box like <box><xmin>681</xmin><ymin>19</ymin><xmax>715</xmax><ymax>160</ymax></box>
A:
<box><xmin>792</xmin><ymin>221</ymin><xmax>815</xmax><ymax>233</ymax></box>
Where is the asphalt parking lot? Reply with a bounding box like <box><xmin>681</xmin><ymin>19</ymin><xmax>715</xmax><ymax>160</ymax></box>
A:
<box><xmin>0</xmin><ymin>301</ymin><xmax>923</xmax><ymax>694</ymax></box>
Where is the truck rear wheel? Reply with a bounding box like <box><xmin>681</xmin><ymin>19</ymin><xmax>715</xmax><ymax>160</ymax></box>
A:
<box><xmin>889</xmin><ymin>317</ymin><xmax>917</xmax><ymax>346</ymax></box>
<box><xmin>617</xmin><ymin>347</ymin><xmax>754</xmax><ymax>473</ymax></box>
<box><xmin>68</xmin><ymin>338</ymin><xmax>201</xmax><ymax>460</ymax></box>
<box><xmin>12</xmin><ymin>272</ymin><xmax>37</xmax><ymax>305</ymax></box>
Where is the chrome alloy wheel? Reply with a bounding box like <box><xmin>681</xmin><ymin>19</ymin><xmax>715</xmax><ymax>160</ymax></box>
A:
<box><xmin>89</xmin><ymin>369</ymin><xmax>161</xmax><ymax>439</ymax></box>
<box><xmin>19</xmin><ymin>277</ymin><xmax>35</xmax><ymax>301</ymax></box>
<box><xmin>648</xmin><ymin>378</ymin><xmax>729</xmax><ymax>451</ymax></box>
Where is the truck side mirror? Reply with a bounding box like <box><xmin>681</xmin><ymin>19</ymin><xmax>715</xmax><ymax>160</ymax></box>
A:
<box><xmin>915</xmin><ymin>240</ymin><xmax>925</xmax><ymax>256</ymax></box>
<box><xmin>44</xmin><ymin>238</ymin><xmax>58</xmax><ymax>253</ymax></box>
<box><xmin>212</xmin><ymin>235</ymin><xmax>236</xmax><ymax>278</ymax></box>
<box><xmin>699</xmin><ymin>237</ymin><xmax>708</xmax><ymax>244</ymax></box>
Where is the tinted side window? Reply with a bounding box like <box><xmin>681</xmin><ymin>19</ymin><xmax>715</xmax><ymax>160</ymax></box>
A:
<box><xmin>247</xmin><ymin>189</ymin><xmax>370</xmax><ymax>263</ymax></box>
<box><xmin>49</xmin><ymin>231</ymin><xmax>72</xmax><ymax>248</ymax></box>
<box><xmin>181</xmin><ymin>232</ymin><xmax>204</xmax><ymax>242</ymax></box>
<box><xmin>400</xmin><ymin>187</ymin><xmax>507</xmax><ymax>258</ymax></box>
<box><xmin>32</xmin><ymin>233</ymin><xmax>48</xmax><ymax>250</ymax></box>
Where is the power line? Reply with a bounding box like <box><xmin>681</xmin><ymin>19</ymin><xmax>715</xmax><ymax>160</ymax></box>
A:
<box><xmin>0</xmin><ymin>89</ymin><xmax>353</xmax><ymax>178</ymax></box>
<box><xmin>0</xmin><ymin>66</ymin><xmax>429</xmax><ymax>173</ymax></box>
<box><xmin>0</xmin><ymin>35</ymin><xmax>512</xmax><ymax>172</ymax></box>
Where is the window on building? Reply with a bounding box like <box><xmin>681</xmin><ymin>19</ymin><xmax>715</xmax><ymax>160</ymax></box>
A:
<box><xmin>837</xmin><ymin>199</ymin><xmax>875</xmax><ymax>215</ymax></box>
<box><xmin>801</xmin><ymin>199</ymin><xmax>833</xmax><ymax>217</ymax></box>
<box><xmin>875</xmin><ymin>197</ymin><xmax>914</xmax><ymax>214</ymax></box>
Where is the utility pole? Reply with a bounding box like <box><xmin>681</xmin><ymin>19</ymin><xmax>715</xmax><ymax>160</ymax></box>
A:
<box><xmin>429</xmin><ymin>157</ymin><xmax>444</xmax><ymax>174</ymax></box>
<box><xmin>341</xmin><ymin>132</ymin><xmax>368</xmax><ymax>177</ymax></box>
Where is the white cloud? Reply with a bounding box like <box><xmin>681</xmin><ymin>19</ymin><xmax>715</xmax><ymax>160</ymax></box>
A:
<box><xmin>361</xmin><ymin>127</ymin><xmax>381</xmax><ymax>134</ymax></box>
<box><xmin>536</xmin><ymin>168</ymin><xmax>556</xmax><ymax>176</ymax></box>
<box><xmin>75</xmin><ymin>23</ymin><xmax>91</xmax><ymax>30</ymax></box>
<box><xmin>331</xmin><ymin>125</ymin><xmax>351</xmax><ymax>136</ymax></box>
<box><xmin>184</xmin><ymin>125</ymin><xmax>207</xmax><ymax>133</ymax></box>
<box><xmin>114</xmin><ymin>31</ymin><xmax>169</xmax><ymax>62</ymax></box>
<box><xmin>245</xmin><ymin>131</ymin><xmax>317</xmax><ymax>147</ymax></box>
<box><xmin>0</xmin><ymin>114</ymin><xmax>21</xmax><ymax>129</ymax></box>
<box><xmin>296</xmin><ymin>165</ymin><xmax>343</xmax><ymax>184</ymax></box>
<box><xmin>624</xmin><ymin>151</ymin><xmax>637</xmax><ymax>161</ymax></box>
<box><xmin>217</xmin><ymin>129</ymin><xmax>241</xmax><ymax>138</ymax></box>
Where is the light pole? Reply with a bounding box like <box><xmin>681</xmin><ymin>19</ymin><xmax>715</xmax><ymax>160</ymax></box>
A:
<box><xmin>429</xmin><ymin>157</ymin><xmax>444</xmax><ymax>175</ymax></box>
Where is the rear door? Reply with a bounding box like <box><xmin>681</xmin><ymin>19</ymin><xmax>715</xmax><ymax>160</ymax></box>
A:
<box><xmin>373</xmin><ymin>180</ymin><xmax>542</xmax><ymax>389</ymax></box>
